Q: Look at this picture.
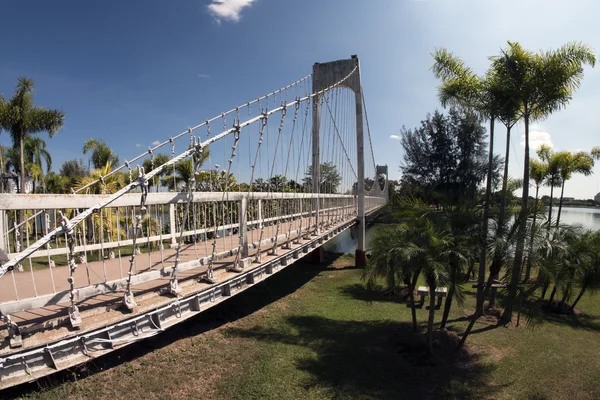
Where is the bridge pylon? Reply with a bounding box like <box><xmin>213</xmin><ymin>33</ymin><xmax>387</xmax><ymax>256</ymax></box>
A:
<box><xmin>312</xmin><ymin>55</ymin><xmax>367</xmax><ymax>267</ymax></box>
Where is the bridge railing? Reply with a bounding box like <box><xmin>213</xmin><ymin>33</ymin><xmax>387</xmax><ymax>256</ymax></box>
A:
<box><xmin>0</xmin><ymin>192</ymin><xmax>385</xmax><ymax>317</ymax></box>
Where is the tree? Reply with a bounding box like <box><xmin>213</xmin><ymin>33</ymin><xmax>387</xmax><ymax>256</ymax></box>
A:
<box><xmin>160</xmin><ymin>150</ymin><xmax>210</xmax><ymax>192</ymax></box>
<box><xmin>492</xmin><ymin>41</ymin><xmax>596</xmax><ymax>324</ymax></box>
<box><xmin>569</xmin><ymin>231</ymin><xmax>600</xmax><ymax>311</ymax></box>
<box><xmin>555</xmin><ymin>150</ymin><xmax>596</xmax><ymax>227</ymax></box>
<box><xmin>0</xmin><ymin>77</ymin><xmax>64</xmax><ymax>194</ymax></box>
<box><xmin>76</xmin><ymin>163</ymin><xmax>126</xmax><ymax>194</ymax></box>
<box><xmin>405</xmin><ymin>221</ymin><xmax>461</xmax><ymax>354</ymax></box>
<box><xmin>24</xmin><ymin>136</ymin><xmax>52</xmax><ymax>193</ymax></box>
<box><xmin>367</xmin><ymin>199</ymin><xmax>471</xmax><ymax>348</ymax></box>
<box><xmin>142</xmin><ymin>153</ymin><xmax>171</xmax><ymax>191</ymax></box>
<box><xmin>364</xmin><ymin>225</ymin><xmax>422</xmax><ymax>332</ymax></box>
<box><xmin>432</xmin><ymin>51</ymin><xmax>510</xmax><ymax>324</ymax></box>
<box><xmin>524</xmin><ymin>159</ymin><xmax>549</xmax><ymax>281</ymax></box>
<box><xmin>303</xmin><ymin>162</ymin><xmax>341</xmax><ymax>194</ymax></box>
<box><xmin>53</xmin><ymin>158</ymin><xmax>89</xmax><ymax>193</ymax></box>
<box><xmin>537</xmin><ymin>145</ymin><xmax>562</xmax><ymax>223</ymax></box>
<box><xmin>44</xmin><ymin>172</ymin><xmax>69</xmax><ymax>194</ymax></box>
<box><xmin>398</xmin><ymin>107</ymin><xmax>494</xmax><ymax>206</ymax></box>
<box><xmin>83</xmin><ymin>138</ymin><xmax>119</xmax><ymax>170</ymax></box>
<box><xmin>60</xmin><ymin>158</ymin><xmax>89</xmax><ymax>181</ymax></box>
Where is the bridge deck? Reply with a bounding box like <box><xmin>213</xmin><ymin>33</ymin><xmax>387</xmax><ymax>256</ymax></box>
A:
<box><xmin>0</xmin><ymin>214</ymin><xmax>351</xmax><ymax>353</ymax></box>
<box><xmin>0</xmin><ymin>214</ymin><xmax>358</xmax><ymax>389</ymax></box>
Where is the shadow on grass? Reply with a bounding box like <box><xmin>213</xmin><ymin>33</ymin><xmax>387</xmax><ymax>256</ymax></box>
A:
<box><xmin>338</xmin><ymin>283</ymin><xmax>409</xmax><ymax>304</ymax></box>
<box><xmin>226</xmin><ymin>316</ymin><xmax>502</xmax><ymax>399</ymax></box>
<box><xmin>5</xmin><ymin>251</ymin><xmax>344</xmax><ymax>399</ymax></box>
<box><xmin>543</xmin><ymin>311</ymin><xmax>600</xmax><ymax>332</ymax></box>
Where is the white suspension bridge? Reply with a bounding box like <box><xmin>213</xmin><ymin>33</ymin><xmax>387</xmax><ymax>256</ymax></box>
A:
<box><xmin>0</xmin><ymin>56</ymin><xmax>388</xmax><ymax>389</ymax></box>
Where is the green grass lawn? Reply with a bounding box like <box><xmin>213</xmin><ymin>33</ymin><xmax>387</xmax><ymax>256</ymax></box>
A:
<box><xmin>9</xmin><ymin>252</ymin><xmax>600</xmax><ymax>400</ymax></box>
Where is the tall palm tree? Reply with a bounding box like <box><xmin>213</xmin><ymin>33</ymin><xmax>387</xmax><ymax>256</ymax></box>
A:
<box><xmin>431</xmin><ymin>49</ymin><xmax>506</xmax><ymax>317</ymax></box>
<box><xmin>0</xmin><ymin>77</ymin><xmax>64</xmax><ymax>194</ymax></box>
<box><xmin>492</xmin><ymin>41</ymin><xmax>596</xmax><ymax>324</ymax></box>
<box><xmin>83</xmin><ymin>138</ymin><xmax>119</xmax><ymax>170</ymax></box>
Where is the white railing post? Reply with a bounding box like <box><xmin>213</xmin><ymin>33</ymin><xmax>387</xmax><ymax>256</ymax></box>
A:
<box><xmin>0</xmin><ymin>210</ymin><xmax>6</xmax><ymax>252</ymax></box>
<box><xmin>239</xmin><ymin>196</ymin><xmax>248</xmax><ymax>258</ymax></box>
<box><xmin>169</xmin><ymin>203</ymin><xmax>177</xmax><ymax>247</ymax></box>
<box><xmin>257</xmin><ymin>199</ymin><xmax>263</xmax><ymax>229</ymax></box>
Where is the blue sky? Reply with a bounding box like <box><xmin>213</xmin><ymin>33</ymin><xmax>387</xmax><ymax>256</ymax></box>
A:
<box><xmin>2</xmin><ymin>0</ymin><xmax>600</xmax><ymax>198</ymax></box>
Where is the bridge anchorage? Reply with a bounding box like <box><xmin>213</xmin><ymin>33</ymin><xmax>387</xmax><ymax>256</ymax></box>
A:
<box><xmin>0</xmin><ymin>56</ymin><xmax>387</xmax><ymax>389</ymax></box>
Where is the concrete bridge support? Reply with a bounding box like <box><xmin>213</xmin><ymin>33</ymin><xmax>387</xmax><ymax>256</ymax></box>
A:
<box><xmin>312</xmin><ymin>55</ymin><xmax>366</xmax><ymax>267</ymax></box>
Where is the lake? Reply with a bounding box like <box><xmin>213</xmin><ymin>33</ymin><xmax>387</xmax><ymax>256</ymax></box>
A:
<box><xmin>324</xmin><ymin>207</ymin><xmax>600</xmax><ymax>254</ymax></box>
<box><xmin>556</xmin><ymin>206</ymin><xmax>600</xmax><ymax>230</ymax></box>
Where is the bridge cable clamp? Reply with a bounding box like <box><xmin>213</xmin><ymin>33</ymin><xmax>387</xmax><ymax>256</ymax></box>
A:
<box><xmin>4</xmin><ymin>315</ymin><xmax>23</xmax><ymax>348</ymax></box>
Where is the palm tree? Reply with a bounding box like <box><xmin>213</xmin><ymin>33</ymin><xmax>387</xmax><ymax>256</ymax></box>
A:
<box><xmin>555</xmin><ymin>150</ymin><xmax>596</xmax><ymax>227</ymax></box>
<box><xmin>76</xmin><ymin>163</ymin><xmax>126</xmax><ymax>194</ymax></box>
<box><xmin>431</xmin><ymin>49</ymin><xmax>507</xmax><ymax>317</ymax></box>
<box><xmin>142</xmin><ymin>153</ymin><xmax>171</xmax><ymax>191</ymax></box>
<box><xmin>570</xmin><ymin>231</ymin><xmax>600</xmax><ymax>311</ymax></box>
<box><xmin>406</xmin><ymin>221</ymin><xmax>463</xmax><ymax>353</ymax></box>
<box><xmin>363</xmin><ymin>225</ymin><xmax>422</xmax><ymax>332</ymax></box>
<box><xmin>492</xmin><ymin>41</ymin><xmax>596</xmax><ymax>324</ymax></box>
<box><xmin>537</xmin><ymin>145</ymin><xmax>562</xmax><ymax>223</ymax></box>
<box><xmin>83</xmin><ymin>138</ymin><xmax>119</xmax><ymax>170</ymax></box>
<box><xmin>0</xmin><ymin>78</ymin><xmax>64</xmax><ymax>194</ymax></box>
<box><xmin>524</xmin><ymin>159</ymin><xmax>549</xmax><ymax>281</ymax></box>
<box><xmin>160</xmin><ymin>149</ymin><xmax>210</xmax><ymax>191</ymax></box>
<box><xmin>24</xmin><ymin>136</ymin><xmax>52</xmax><ymax>193</ymax></box>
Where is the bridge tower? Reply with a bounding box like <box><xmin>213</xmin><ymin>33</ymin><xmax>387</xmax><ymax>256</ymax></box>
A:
<box><xmin>312</xmin><ymin>55</ymin><xmax>367</xmax><ymax>267</ymax></box>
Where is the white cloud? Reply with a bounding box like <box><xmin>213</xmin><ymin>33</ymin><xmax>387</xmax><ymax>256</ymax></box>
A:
<box><xmin>521</xmin><ymin>130</ymin><xmax>552</xmax><ymax>150</ymax></box>
<box><xmin>389</xmin><ymin>134</ymin><xmax>401</xmax><ymax>140</ymax></box>
<box><xmin>135</xmin><ymin>143</ymin><xmax>142</xmax><ymax>148</ymax></box>
<box><xmin>207</xmin><ymin>0</ymin><xmax>256</xmax><ymax>23</ymax></box>
<box><xmin>151</xmin><ymin>140</ymin><xmax>161</xmax><ymax>146</ymax></box>
<box><xmin>197</xmin><ymin>73</ymin><xmax>211</xmax><ymax>79</ymax></box>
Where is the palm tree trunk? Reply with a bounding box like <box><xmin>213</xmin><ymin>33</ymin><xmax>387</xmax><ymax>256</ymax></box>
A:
<box><xmin>427</xmin><ymin>285</ymin><xmax>436</xmax><ymax>354</ymax></box>
<box><xmin>477</xmin><ymin>118</ymin><xmax>495</xmax><ymax>314</ymax></box>
<box><xmin>549</xmin><ymin>285</ymin><xmax>557</xmax><ymax>303</ymax></box>
<box><xmin>556</xmin><ymin>181</ymin><xmax>566</xmax><ymax>228</ymax></box>
<box><xmin>18</xmin><ymin>132</ymin><xmax>26</xmax><ymax>251</ymax></box>
<box><xmin>440</xmin><ymin>285</ymin><xmax>455</xmax><ymax>330</ymax></box>
<box><xmin>524</xmin><ymin>186</ymin><xmax>540</xmax><ymax>281</ymax></box>
<box><xmin>541</xmin><ymin>281</ymin><xmax>549</xmax><ymax>300</ymax></box>
<box><xmin>571</xmin><ymin>283</ymin><xmax>587</xmax><ymax>311</ymax></box>
<box><xmin>497</xmin><ymin>125</ymin><xmax>511</xmax><ymax>229</ymax></box>
<box><xmin>441</xmin><ymin>263</ymin><xmax>458</xmax><ymax>329</ymax></box>
<box><xmin>548</xmin><ymin>184</ymin><xmax>555</xmax><ymax>223</ymax></box>
<box><xmin>560</xmin><ymin>288</ymin><xmax>569</xmax><ymax>304</ymax></box>
<box><xmin>409</xmin><ymin>271</ymin><xmax>420</xmax><ymax>332</ymax></box>
<box><xmin>487</xmin><ymin>125</ymin><xmax>511</xmax><ymax>308</ymax></box>
<box><xmin>457</xmin><ymin>312</ymin><xmax>479</xmax><ymax>350</ymax></box>
<box><xmin>502</xmin><ymin>113</ymin><xmax>530</xmax><ymax>325</ymax></box>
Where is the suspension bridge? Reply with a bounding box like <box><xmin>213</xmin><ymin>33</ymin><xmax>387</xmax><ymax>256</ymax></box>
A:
<box><xmin>0</xmin><ymin>56</ymin><xmax>388</xmax><ymax>389</ymax></box>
